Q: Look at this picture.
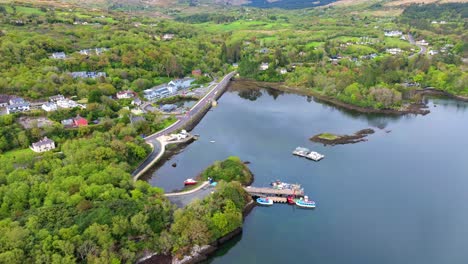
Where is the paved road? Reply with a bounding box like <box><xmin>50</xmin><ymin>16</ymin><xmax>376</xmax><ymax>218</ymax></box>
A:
<box><xmin>132</xmin><ymin>71</ymin><xmax>236</xmax><ymax>177</ymax></box>
<box><xmin>167</xmin><ymin>184</ymin><xmax>216</xmax><ymax>208</ymax></box>
<box><xmin>408</xmin><ymin>33</ymin><xmax>427</xmax><ymax>58</ymax></box>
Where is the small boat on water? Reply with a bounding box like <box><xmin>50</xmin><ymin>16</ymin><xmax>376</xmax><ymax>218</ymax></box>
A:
<box><xmin>210</xmin><ymin>140</ymin><xmax>215</xmax><ymax>143</ymax></box>
<box><xmin>306</xmin><ymin>151</ymin><xmax>324</xmax><ymax>161</ymax></box>
<box><xmin>256</xmin><ymin>197</ymin><xmax>273</xmax><ymax>206</ymax></box>
<box><xmin>184</xmin><ymin>178</ymin><xmax>198</xmax><ymax>186</ymax></box>
<box><xmin>295</xmin><ymin>196</ymin><xmax>316</xmax><ymax>209</ymax></box>
<box><xmin>287</xmin><ymin>195</ymin><xmax>296</xmax><ymax>205</ymax></box>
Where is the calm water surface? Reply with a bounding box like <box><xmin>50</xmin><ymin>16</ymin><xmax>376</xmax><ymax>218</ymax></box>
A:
<box><xmin>148</xmin><ymin>82</ymin><xmax>468</xmax><ymax>264</ymax></box>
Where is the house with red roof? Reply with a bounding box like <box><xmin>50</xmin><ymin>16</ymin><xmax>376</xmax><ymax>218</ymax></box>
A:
<box><xmin>73</xmin><ymin>115</ymin><xmax>88</xmax><ymax>127</ymax></box>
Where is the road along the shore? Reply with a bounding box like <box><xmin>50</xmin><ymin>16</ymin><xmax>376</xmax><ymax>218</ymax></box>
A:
<box><xmin>132</xmin><ymin>71</ymin><xmax>236</xmax><ymax>181</ymax></box>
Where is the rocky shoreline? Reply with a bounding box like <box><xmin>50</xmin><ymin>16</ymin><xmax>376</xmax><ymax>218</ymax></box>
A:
<box><xmin>232</xmin><ymin>79</ymin><xmax>437</xmax><ymax>116</ymax></box>
<box><xmin>310</xmin><ymin>129</ymin><xmax>375</xmax><ymax>146</ymax></box>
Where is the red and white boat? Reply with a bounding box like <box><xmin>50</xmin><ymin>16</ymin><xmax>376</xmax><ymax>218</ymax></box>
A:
<box><xmin>184</xmin><ymin>178</ymin><xmax>198</xmax><ymax>186</ymax></box>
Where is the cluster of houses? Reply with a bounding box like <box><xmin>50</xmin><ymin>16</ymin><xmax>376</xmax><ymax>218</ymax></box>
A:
<box><xmin>51</xmin><ymin>47</ymin><xmax>109</xmax><ymax>59</ymax></box>
<box><xmin>143</xmin><ymin>78</ymin><xmax>195</xmax><ymax>101</ymax></box>
<box><xmin>41</xmin><ymin>95</ymin><xmax>85</xmax><ymax>112</ymax></box>
<box><xmin>428</xmin><ymin>44</ymin><xmax>453</xmax><ymax>56</ymax></box>
<box><xmin>79</xmin><ymin>48</ymin><xmax>108</xmax><ymax>56</ymax></box>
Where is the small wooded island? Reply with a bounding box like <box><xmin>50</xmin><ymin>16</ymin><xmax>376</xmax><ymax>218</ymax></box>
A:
<box><xmin>310</xmin><ymin>129</ymin><xmax>375</xmax><ymax>146</ymax></box>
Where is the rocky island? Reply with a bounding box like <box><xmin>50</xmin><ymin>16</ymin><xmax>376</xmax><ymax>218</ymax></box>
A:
<box><xmin>310</xmin><ymin>129</ymin><xmax>375</xmax><ymax>146</ymax></box>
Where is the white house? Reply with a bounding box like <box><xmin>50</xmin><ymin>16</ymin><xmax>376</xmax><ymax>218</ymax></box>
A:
<box><xmin>49</xmin><ymin>94</ymin><xmax>65</xmax><ymax>102</ymax></box>
<box><xmin>162</xmin><ymin>34</ymin><xmax>174</xmax><ymax>40</ymax></box>
<box><xmin>31</xmin><ymin>137</ymin><xmax>55</xmax><ymax>153</ymax></box>
<box><xmin>56</xmin><ymin>99</ymin><xmax>78</xmax><ymax>109</ymax></box>
<box><xmin>42</xmin><ymin>102</ymin><xmax>58</xmax><ymax>112</ymax></box>
<box><xmin>7</xmin><ymin>98</ymin><xmax>30</xmax><ymax>114</ymax></box>
<box><xmin>416</xmin><ymin>39</ymin><xmax>429</xmax><ymax>46</ymax></box>
<box><xmin>70</xmin><ymin>72</ymin><xmax>106</xmax><ymax>79</ymax></box>
<box><xmin>51</xmin><ymin>52</ymin><xmax>67</xmax><ymax>59</ymax></box>
<box><xmin>384</xmin><ymin>30</ymin><xmax>403</xmax><ymax>37</ymax></box>
<box><xmin>260</xmin><ymin>63</ymin><xmax>269</xmax><ymax>71</ymax></box>
<box><xmin>116</xmin><ymin>90</ymin><xmax>135</xmax><ymax>99</ymax></box>
<box><xmin>279</xmin><ymin>68</ymin><xmax>287</xmax><ymax>74</ymax></box>
<box><xmin>428</xmin><ymin>50</ymin><xmax>439</xmax><ymax>56</ymax></box>
<box><xmin>386</xmin><ymin>48</ymin><xmax>402</xmax><ymax>55</ymax></box>
<box><xmin>168</xmin><ymin>78</ymin><xmax>195</xmax><ymax>90</ymax></box>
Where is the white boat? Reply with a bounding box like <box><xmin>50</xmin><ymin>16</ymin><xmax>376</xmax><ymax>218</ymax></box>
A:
<box><xmin>295</xmin><ymin>196</ymin><xmax>316</xmax><ymax>209</ymax></box>
<box><xmin>256</xmin><ymin>197</ymin><xmax>273</xmax><ymax>206</ymax></box>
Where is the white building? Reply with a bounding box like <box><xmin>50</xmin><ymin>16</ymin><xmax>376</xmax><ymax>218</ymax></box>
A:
<box><xmin>42</xmin><ymin>102</ymin><xmax>58</xmax><ymax>112</ymax></box>
<box><xmin>49</xmin><ymin>94</ymin><xmax>65</xmax><ymax>102</ymax></box>
<box><xmin>279</xmin><ymin>68</ymin><xmax>287</xmax><ymax>74</ymax></box>
<box><xmin>51</xmin><ymin>52</ymin><xmax>67</xmax><ymax>59</ymax></box>
<box><xmin>260</xmin><ymin>62</ymin><xmax>269</xmax><ymax>71</ymax></box>
<box><xmin>116</xmin><ymin>90</ymin><xmax>135</xmax><ymax>99</ymax></box>
<box><xmin>162</xmin><ymin>34</ymin><xmax>174</xmax><ymax>40</ymax></box>
<box><xmin>428</xmin><ymin>50</ymin><xmax>439</xmax><ymax>56</ymax></box>
<box><xmin>6</xmin><ymin>98</ymin><xmax>30</xmax><ymax>114</ymax></box>
<box><xmin>384</xmin><ymin>30</ymin><xmax>403</xmax><ymax>37</ymax></box>
<box><xmin>31</xmin><ymin>137</ymin><xmax>55</xmax><ymax>153</ymax></box>
<box><xmin>386</xmin><ymin>48</ymin><xmax>402</xmax><ymax>55</ymax></box>
<box><xmin>56</xmin><ymin>99</ymin><xmax>78</xmax><ymax>109</ymax></box>
<box><xmin>416</xmin><ymin>40</ymin><xmax>429</xmax><ymax>46</ymax></box>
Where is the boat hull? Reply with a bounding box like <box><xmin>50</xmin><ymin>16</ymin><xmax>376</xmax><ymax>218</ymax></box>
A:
<box><xmin>295</xmin><ymin>200</ymin><xmax>316</xmax><ymax>209</ymax></box>
<box><xmin>256</xmin><ymin>198</ymin><xmax>273</xmax><ymax>206</ymax></box>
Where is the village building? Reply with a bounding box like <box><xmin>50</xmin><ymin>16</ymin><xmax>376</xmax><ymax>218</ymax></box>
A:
<box><xmin>161</xmin><ymin>104</ymin><xmax>177</xmax><ymax>112</ymax></box>
<box><xmin>384</xmin><ymin>30</ymin><xmax>403</xmax><ymax>37</ymax></box>
<box><xmin>260</xmin><ymin>62</ymin><xmax>269</xmax><ymax>71</ymax></box>
<box><xmin>61</xmin><ymin>118</ymin><xmax>74</xmax><ymax>127</ymax></box>
<box><xmin>232</xmin><ymin>63</ymin><xmax>239</xmax><ymax>68</ymax></box>
<box><xmin>51</xmin><ymin>52</ymin><xmax>67</xmax><ymax>59</ymax></box>
<box><xmin>279</xmin><ymin>68</ymin><xmax>287</xmax><ymax>74</ymax></box>
<box><xmin>56</xmin><ymin>99</ymin><xmax>78</xmax><ymax>109</ymax></box>
<box><xmin>192</xmin><ymin>69</ymin><xmax>202</xmax><ymax>76</ymax></box>
<box><xmin>132</xmin><ymin>98</ymin><xmax>142</xmax><ymax>106</ymax></box>
<box><xmin>7</xmin><ymin>98</ymin><xmax>30</xmax><ymax>114</ymax></box>
<box><xmin>168</xmin><ymin>78</ymin><xmax>195</xmax><ymax>90</ymax></box>
<box><xmin>0</xmin><ymin>95</ymin><xmax>10</xmax><ymax>108</ymax></box>
<box><xmin>428</xmin><ymin>50</ymin><xmax>439</xmax><ymax>56</ymax></box>
<box><xmin>116</xmin><ymin>90</ymin><xmax>136</xmax><ymax>99</ymax></box>
<box><xmin>386</xmin><ymin>48</ymin><xmax>402</xmax><ymax>55</ymax></box>
<box><xmin>49</xmin><ymin>94</ymin><xmax>65</xmax><ymax>102</ymax></box>
<box><xmin>416</xmin><ymin>39</ymin><xmax>429</xmax><ymax>46</ymax></box>
<box><xmin>70</xmin><ymin>72</ymin><xmax>106</xmax><ymax>79</ymax></box>
<box><xmin>162</xmin><ymin>34</ymin><xmax>174</xmax><ymax>40</ymax></box>
<box><xmin>74</xmin><ymin>116</ymin><xmax>88</xmax><ymax>127</ymax></box>
<box><xmin>42</xmin><ymin>102</ymin><xmax>58</xmax><ymax>112</ymax></box>
<box><xmin>31</xmin><ymin>137</ymin><xmax>55</xmax><ymax>153</ymax></box>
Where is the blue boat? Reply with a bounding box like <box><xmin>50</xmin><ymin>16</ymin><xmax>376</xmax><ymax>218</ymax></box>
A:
<box><xmin>295</xmin><ymin>196</ymin><xmax>316</xmax><ymax>209</ymax></box>
<box><xmin>256</xmin><ymin>197</ymin><xmax>273</xmax><ymax>206</ymax></box>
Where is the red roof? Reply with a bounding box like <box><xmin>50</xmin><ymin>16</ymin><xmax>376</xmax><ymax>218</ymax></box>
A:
<box><xmin>74</xmin><ymin>116</ymin><xmax>88</xmax><ymax>127</ymax></box>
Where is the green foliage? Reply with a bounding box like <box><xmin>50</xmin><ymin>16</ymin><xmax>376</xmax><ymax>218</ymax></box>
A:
<box><xmin>169</xmin><ymin>181</ymin><xmax>248</xmax><ymax>255</ymax></box>
<box><xmin>0</xmin><ymin>128</ymin><xmax>173</xmax><ymax>263</ymax></box>
<box><xmin>201</xmin><ymin>156</ymin><xmax>253</xmax><ymax>185</ymax></box>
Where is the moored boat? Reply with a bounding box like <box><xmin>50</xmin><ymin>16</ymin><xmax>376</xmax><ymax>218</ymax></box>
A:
<box><xmin>256</xmin><ymin>197</ymin><xmax>273</xmax><ymax>206</ymax></box>
<box><xmin>295</xmin><ymin>196</ymin><xmax>316</xmax><ymax>208</ymax></box>
<box><xmin>287</xmin><ymin>195</ymin><xmax>296</xmax><ymax>204</ymax></box>
<box><xmin>184</xmin><ymin>178</ymin><xmax>198</xmax><ymax>186</ymax></box>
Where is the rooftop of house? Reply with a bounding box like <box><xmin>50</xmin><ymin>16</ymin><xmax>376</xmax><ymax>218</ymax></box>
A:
<box><xmin>32</xmin><ymin>137</ymin><xmax>54</xmax><ymax>147</ymax></box>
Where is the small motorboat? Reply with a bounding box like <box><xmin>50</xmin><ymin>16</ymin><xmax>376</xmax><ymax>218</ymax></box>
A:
<box><xmin>184</xmin><ymin>178</ymin><xmax>198</xmax><ymax>186</ymax></box>
<box><xmin>210</xmin><ymin>140</ymin><xmax>215</xmax><ymax>143</ymax></box>
<box><xmin>295</xmin><ymin>196</ymin><xmax>316</xmax><ymax>209</ymax></box>
<box><xmin>287</xmin><ymin>195</ymin><xmax>296</xmax><ymax>205</ymax></box>
<box><xmin>256</xmin><ymin>197</ymin><xmax>273</xmax><ymax>206</ymax></box>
